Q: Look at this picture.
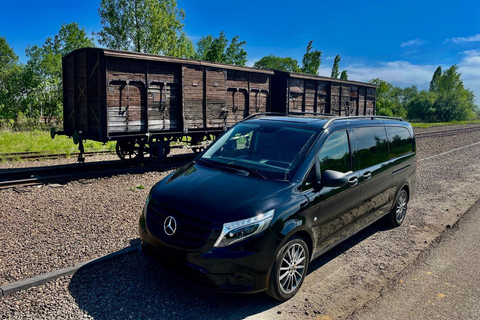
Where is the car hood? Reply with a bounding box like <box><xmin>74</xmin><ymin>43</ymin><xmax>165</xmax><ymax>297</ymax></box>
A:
<box><xmin>149</xmin><ymin>161</ymin><xmax>292</xmax><ymax>224</ymax></box>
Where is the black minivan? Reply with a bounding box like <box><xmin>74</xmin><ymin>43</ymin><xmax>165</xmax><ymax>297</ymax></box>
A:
<box><xmin>139</xmin><ymin>114</ymin><xmax>416</xmax><ymax>300</ymax></box>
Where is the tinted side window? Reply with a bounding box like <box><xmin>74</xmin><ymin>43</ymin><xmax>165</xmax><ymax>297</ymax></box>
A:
<box><xmin>386</xmin><ymin>127</ymin><xmax>413</xmax><ymax>159</ymax></box>
<box><xmin>354</xmin><ymin>127</ymin><xmax>389</xmax><ymax>169</ymax></box>
<box><xmin>318</xmin><ymin>130</ymin><xmax>351</xmax><ymax>174</ymax></box>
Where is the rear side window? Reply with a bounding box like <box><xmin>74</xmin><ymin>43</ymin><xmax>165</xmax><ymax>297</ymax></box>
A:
<box><xmin>353</xmin><ymin>127</ymin><xmax>389</xmax><ymax>169</ymax></box>
<box><xmin>386</xmin><ymin>126</ymin><xmax>414</xmax><ymax>159</ymax></box>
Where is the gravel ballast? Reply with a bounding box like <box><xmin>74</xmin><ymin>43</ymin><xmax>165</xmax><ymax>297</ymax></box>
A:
<box><xmin>1</xmin><ymin>127</ymin><xmax>479</xmax><ymax>319</ymax></box>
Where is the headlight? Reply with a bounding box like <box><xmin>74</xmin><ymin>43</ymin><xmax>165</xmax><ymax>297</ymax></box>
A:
<box><xmin>214</xmin><ymin>209</ymin><xmax>275</xmax><ymax>247</ymax></box>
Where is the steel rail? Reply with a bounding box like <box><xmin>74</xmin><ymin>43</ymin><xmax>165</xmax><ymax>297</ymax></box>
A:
<box><xmin>0</xmin><ymin>144</ymin><xmax>194</xmax><ymax>162</ymax></box>
<box><xmin>0</xmin><ymin>154</ymin><xmax>194</xmax><ymax>190</ymax></box>
<box><xmin>415</xmin><ymin>126</ymin><xmax>480</xmax><ymax>138</ymax></box>
<box><xmin>0</xmin><ymin>150</ymin><xmax>115</xmax><ymax>161</ymax></box>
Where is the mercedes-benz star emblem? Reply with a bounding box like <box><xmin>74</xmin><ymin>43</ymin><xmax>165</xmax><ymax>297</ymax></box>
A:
<box><xmin>164</xmin><ymin>216</ymin><xmax>177</xmax><ymax>236</ymax></box>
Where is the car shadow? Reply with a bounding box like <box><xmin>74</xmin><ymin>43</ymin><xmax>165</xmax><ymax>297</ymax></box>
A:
<box><xmin>307</xmin><ymin>219</ymin><xmax>391</xmax><ymax>273</ymax></box>
<box><xmin>69</xmin><ymin>250</ymin><xmax>278</xmax><ymax>320</ymax></box>
<box><xmin>68</xmin><ymin>221</ymin><xmax>391</xmax><ymax>319</ymax></box>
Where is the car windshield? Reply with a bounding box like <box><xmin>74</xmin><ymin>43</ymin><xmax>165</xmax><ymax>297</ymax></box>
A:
<box><xmin>201</xmin><ymin>122</ymin><xmax>318</xmax><ymax>180</ymax></box>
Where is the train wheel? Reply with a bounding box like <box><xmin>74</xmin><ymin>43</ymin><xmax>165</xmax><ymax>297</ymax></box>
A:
<box><xmin>115</xmin><ymin>140</ymin><xmax>143</xmax><ymax>161</ymax></box>
<box><xmin>141</xmin><ymin>139</ymin><xmax>170</xmax><ymax>165</ymax></box>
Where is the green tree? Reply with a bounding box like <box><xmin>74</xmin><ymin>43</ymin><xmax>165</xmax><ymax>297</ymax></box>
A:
<box><xmin>340</xmin><ymin>70</ymin><xmax>348</xmax><ymax>80</ymax></box>
<box><xmin>435</xmin><ymin>90</ymin><xmax>475</xmax><ymax>121</ymax></box>
<box><xmin>369</xmin><ymin>78</ymin><xmax>407</xmax><ymax>118</ymax></box>
<box><xmin>253</xmin><ymin>55</ymin><xmax>301</xmax><ymax>73</ymax></box>
<box><xmin>27</xmin><ymin>23</ymin><xmax>94</xmax><ymax>81</ymax></box>
<box><xmin>195</xmin><ymin>31</ymin><xmax>247</xmax><ymax>66</ymax></box>
<box><xmin>406</xmin><ymin>90</ymin><xmax>437</xmax><ymax>121</ymax></box>
<box><xmin>428</xmin><ymin>65</ymin><xmax>477</xmax><ymax>121</ymax></box>
<box><xmin>96</xmin><ymin>0</ymin><xmax>194</xmax><ymax>58</ymax></box>
<box><xmin>0</xmin><ymin>37</ymin><xmax>41</xmax><ymax>121</ymax></box>
<box><xmin>301</xmin><ymin>40</ymin><xmax>321</xmax><ymax>75</ymax></box>
<box><xmin>401</xmin><ymin>85</ymin><xmax>418</xmax><ymax>104</ymax></box>
<box><xmin>331</xmin><ymin>55</ymin><xmax>341</xmax><ymax>79</ymax></box>
<box><xmin>25</xmin><ymin>23</ymin><xmax>95</xmax><ymax>122</ymax></box>
<box><xmin>0</xmin><ymin>36</ymin><xmax>17</xmax><ymax>73</ymax></box>
<box><xmin>429</xmin><ymin>66</ymin><xmax>442</xmax><ymax>92</ymax></box>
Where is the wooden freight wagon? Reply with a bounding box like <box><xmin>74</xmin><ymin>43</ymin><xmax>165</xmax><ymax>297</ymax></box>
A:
<box><xmin>54</xmin><ymin>47</ymin><xmax>274</xmax><ymax>162</ymax></box>
<box><xmin>53</xmin><ymin>48</ymin><xmax>376</xmax><ymax>163</ymax></box>
<box><xmin>270</xmin><ymin>71</ymin><xmax>376</xmax><ymax>117</ymax></box>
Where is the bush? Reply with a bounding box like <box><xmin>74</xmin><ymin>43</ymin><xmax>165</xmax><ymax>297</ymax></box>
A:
<box><xmin>0</xmin><ymin>119</ymin><xmax>15</xmax><ymax>131</ymax></box>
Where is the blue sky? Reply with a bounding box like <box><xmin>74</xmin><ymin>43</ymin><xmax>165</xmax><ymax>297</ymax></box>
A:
<box><xmin>1</xmin><ymin>0</ymin><xmax>479</xmax><ymax>103</ymax></box>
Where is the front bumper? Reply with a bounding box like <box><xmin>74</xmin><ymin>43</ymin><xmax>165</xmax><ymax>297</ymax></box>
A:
<box><xmin>139</xmin><ymin>224</ymin><xmax>278</xmax><ymax>293</ymax></box>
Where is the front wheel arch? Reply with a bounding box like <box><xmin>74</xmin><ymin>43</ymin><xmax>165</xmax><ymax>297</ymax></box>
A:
<box><xmin>266</xmin><ymin>235</ymin><xmax>310</xmax><ymax>301</ymax></box>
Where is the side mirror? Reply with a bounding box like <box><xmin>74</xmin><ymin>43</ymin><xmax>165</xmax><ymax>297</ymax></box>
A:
<box><xmin>321</xmin><ymin>170</ymin><xmax>348</xmax><ymax>188</ymax></box>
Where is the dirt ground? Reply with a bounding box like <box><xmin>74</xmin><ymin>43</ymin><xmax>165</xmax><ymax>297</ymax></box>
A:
<box><xmin>1</xmin><ymin>133</ymin><xmax>480</xmax><ymax>319</ymax></box>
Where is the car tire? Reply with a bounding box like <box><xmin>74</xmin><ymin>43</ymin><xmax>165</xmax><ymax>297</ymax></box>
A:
<box><xmin>266</xmin><ymin>236</ymin><xmax>309</xmax><ymax>301</ymax></box>
<box><xmin>386</xmin><ymin>189</ymin><xmax>408</xmax><ymax>227</ymax></box>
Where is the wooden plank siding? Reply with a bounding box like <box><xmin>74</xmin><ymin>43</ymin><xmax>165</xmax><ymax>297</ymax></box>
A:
<box><xmin>147</xmin><ymin>61</ymin><xmax>182</xmax><ymax>132</ymax></box>
<box><xmin>182</xmin><ymin>65</ymin><xmax>204</xmax><ymax>129</ymax></box>
<box><xmin>249</xmin><ymin>73</ymin><xmax>270</xmax><ymax>115</ymax></box>
<box><xmin>285</xmin><ymin>75</ymin><xmax>376</xmax><ymax>117</ymax></box>
<box><xmin>63</xmin><ymin>54</ymin><xmax>76</xmax><ymax>135</ymax></box>
<box><xmin>205</xmin><ymin>68</ymin><xmax>227</xmax><ymax>128</ymax></box>
<box><xmin>366</xmin><ymin>87</ymin><xmax>376</xmax><ymax>115</ymax></box>
<box><xmin>226</xmin><ymin>70</ymin><xmax>249</xmax><ymax>127</ymax></box>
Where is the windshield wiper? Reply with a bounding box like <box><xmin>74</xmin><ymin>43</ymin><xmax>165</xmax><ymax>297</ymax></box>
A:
<box><xmin>225</xmin><ymin>162</ymin><xmax>267</xmax><ymax>179</ymax></box>
<box><xmin>198</xmin><ymin>158</ymin><xmax>267</xmax><ymax>179</ymax></box>
<box><xmin>196</xmin><ymin>158</ymin><xmax>215</xmax><ymax>168</ymax></box>
<box><xmin>197</xmin><ymin>158</ymin><xmax>250</xmax><ymax>176</ymax></box>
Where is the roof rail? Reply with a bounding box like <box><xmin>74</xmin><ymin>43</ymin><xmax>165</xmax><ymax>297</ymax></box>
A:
<box><xmin>241</xmin><ymin>112</ymin><xmax>287</xmax><ymax>121</ymax></box>
<box><xmin>288</xmin><ymin>111</ymin><xmax>337</xmax><ymax>118</ymax></box>
<box><xmin>242</xmin><ymin>111</ymin><xmax>337</xmax><ymax>122</ymax></box>
<box><xmin>322</xmin><ymin>115</ymin><xmax>404</xmax><ymax>129</ymax></box>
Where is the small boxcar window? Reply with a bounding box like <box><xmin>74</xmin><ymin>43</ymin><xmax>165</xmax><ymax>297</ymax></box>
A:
<box><xmin>354</xmin><ymin>127</ymin><xmax>389</xmax><ymax>169</ymax></box>
<box><xmin>386</xmin><ymin>126</ymin><xmax>413</xmax><ymax>159</ymax></box>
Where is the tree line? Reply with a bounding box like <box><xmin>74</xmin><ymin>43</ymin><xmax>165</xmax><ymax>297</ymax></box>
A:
<box><xmin>0</xmin><ymin>0</ymin><xmax>477</xmax><ymax>128</ymax></box>
<box><xmin>371</xmin><ymin>65</ymin><xmax>478</xmax><ymax>121</ymax></box>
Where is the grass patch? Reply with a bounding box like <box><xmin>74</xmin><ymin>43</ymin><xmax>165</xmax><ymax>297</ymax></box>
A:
<box><xmin>127</xmin><ymin>185</ymin><xmax>146</xmax><ymax>192</ymax></box>
<box><xmin>411</xmin><ymin>120</ymin><xmax>480</xmax><ymax>128</ymax></box>
<box><xmin>0</xmin><ymin>130</ymin><xmax>116</xmax><ymax>154</ymax></box>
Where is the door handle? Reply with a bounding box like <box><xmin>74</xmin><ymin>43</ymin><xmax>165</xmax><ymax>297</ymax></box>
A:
<box><xmin>348</xmin><ymin>177</ymin><xmax>358</xmax><ymax>187</ymax></box>
<box><xmin>362</xmin><ymin>171</ymin><xmax>372</xmax><ymax>180</ymax></box>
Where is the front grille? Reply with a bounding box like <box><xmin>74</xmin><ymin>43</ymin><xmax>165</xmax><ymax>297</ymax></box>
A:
<box><xmin>146</xmin><ymin>202</ymin><xmax>214</xmax><ymax>251</ymax></box>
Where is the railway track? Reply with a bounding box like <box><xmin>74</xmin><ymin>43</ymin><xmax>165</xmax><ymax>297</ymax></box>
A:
<box><xmin>0</xmin><ymin>144</ymin><xmax>197</xmax><ymax>162</ymax></box>
<box><xmin>1</xmin><ymin>126</ymin><xmax>477</xmax><ymax>162</ymax></box>
<box><xmin>415</xmin><ymin>125</ymin><xmax>480</xmax><ymax>138</ymax></box>
<box><xmin>0</xmin><ymin>153</ymin><xmax>195</xmax><ymax>190</ymax></box>
<box><xmin>0</xmin><ymin>150</ymin><xmax>115</xmax><ymax>161</ymax></box>
<box><xmin>1</xmin><ymin>125</ymin><xmax>478</xmax><ymax>190</ymax></box>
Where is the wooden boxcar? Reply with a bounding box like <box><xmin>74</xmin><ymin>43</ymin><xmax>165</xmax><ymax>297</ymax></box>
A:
<box><xmin>55</xmin><ymin>48</ymin><xmax>376</xmax><ymax>162</ymax></box>
<box><xmin>270</xmin><ymin>71</ymin><xmax>376</xmax><ymax>116</ymax></box>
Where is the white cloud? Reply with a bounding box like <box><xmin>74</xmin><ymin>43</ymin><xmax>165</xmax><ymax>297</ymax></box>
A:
<box><xmin>246</xmin><ymin>58</ymin><xmax>257</xmax><ymax>68</ymax></box>
<box><xmin>444</xmin><ymin>34</ymin><xmax>480</xmax><ymax>44</ymax></box>
<box><xmin>400</xmin><ymin>39</ymin><xmax>425</xmax><ymax>47</ymax></box>
<box><xmin>458</xmin><ymin>50</ymin><xmax>480</xmax><ymax>103</ymax></box>
<box><xmin>319</xmin><ymin>60</ymin><xmax>436</xmax><ymax>89</ymax></box>
<box><xmin>322</xmin><ymin>57</ymin><xmax>479</xmax><ymax>106</ymax></box>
